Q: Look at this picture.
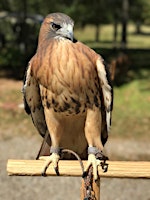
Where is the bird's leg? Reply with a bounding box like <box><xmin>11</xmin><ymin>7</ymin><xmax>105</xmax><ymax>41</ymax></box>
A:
<box><xmin>39</xmin><ymin>108</ymin><xmax>63</xmax><ymax>176</ymax></box>
<box><xmin>84</xmin><ymin>106</ymin><xmax>108</xmax><ymax>180</ymax></box>
<box><xmin>39</xmin><ymin>146</ymin><xmax>61</xmax><ymax>176</ymax></box>
<box><xmin>83</xmin><ymin>147</ymin><xmax>108</xmax><ymax>180</ymax></box>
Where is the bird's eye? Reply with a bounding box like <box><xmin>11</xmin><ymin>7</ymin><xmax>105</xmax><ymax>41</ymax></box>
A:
<box><xmin>51</xmin><ymin>22</ymin><xmax>61</xmax><ymax>31</ymax></box>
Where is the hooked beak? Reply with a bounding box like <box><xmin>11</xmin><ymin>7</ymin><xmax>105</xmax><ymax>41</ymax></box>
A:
<box><xmin>63</xmin><ymin>31</ymin><xmax>73</xmax><ymax>41</ymax></box>
<box><xmin>57</xmin><ymin>23</ymin><xmax>74</xmax><ymax>41</ymax></box>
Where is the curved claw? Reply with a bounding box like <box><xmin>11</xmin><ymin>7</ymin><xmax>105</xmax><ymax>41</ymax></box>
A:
<box><xmin>39</xmin><ymin>153</ymin><xmax>60</xmax><ymax>176</ymax></box>
<box><xmin>84</xmin><ymin>154</ymin><xmax>101</xmax><ymax>181</ymax></box>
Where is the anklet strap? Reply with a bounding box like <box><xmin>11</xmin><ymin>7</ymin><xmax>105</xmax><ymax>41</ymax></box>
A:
<box><xmin>50</xmin><ymin>147</ymin><xmax>62</xmax><ymax>154</ymax></box>
<box><xmin>88</xmin><ymin>146</ymin><xmax>102</xmax><ymax>155</ymax></box>
<box><xmin>88</xmin><ymin>146</ymin><xmax>108</xmax><ymax>160</ymax></box>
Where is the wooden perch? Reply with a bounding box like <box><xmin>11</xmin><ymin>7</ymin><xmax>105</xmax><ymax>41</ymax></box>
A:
<box><xmin>7</xmin><ymin>160</ymin><xmax>150</xmax><ymax>178</ymax></box>
<box><xmin>7</xmin><ymin>160</ymin><xmax>150</xmax><ymax>200</ymax></box>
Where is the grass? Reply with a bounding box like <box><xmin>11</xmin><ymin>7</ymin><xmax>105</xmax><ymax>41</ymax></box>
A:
<box><xmin>0</xmin><ymin>78</ymin><xmax>149</xmax><ymax>141</ymax></box>
<box><xmin>112</xmin><ymin>80</ymin><xmax>150</xmax><ymax>139</ymax></box>
<box><xmin>75</xmin><ymin>24</ymin><xmax>150</xmax><ymax>140</ymax></box>
<box><xmin>0</xmin><ymin>23</ymin><xmax>150</xmax><ymax>141</ymax></box>
<box><xmin>75</xmin><ymin>23</ymin><xmax>150</xmax><ymax>140</ymax></box>
<box><xmin>74</xmin><ymin>23</ymin><xmax>150</xmax><ymax>49</ymax></box>
<box><xmin>0</xmin><ymin>79</ymin><xmax>37</xmax><ymax>140</ymax></box>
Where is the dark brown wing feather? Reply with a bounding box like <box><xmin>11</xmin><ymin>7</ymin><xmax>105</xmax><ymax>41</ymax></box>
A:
<box><xmin>23</xmin><ymin>59</ymin><xmax>51</xmax><ymax>158</ymax></box>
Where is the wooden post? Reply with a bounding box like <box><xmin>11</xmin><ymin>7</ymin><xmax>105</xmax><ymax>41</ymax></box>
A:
<box><xmin>81</xmin><ymin>177</ymin><xmax>100</xmax><ymax>200</ymax></box>
<box><xmin>93</xmin><ymin>178</ymin><xmax>100</xmax><ymax>200</ymax></box>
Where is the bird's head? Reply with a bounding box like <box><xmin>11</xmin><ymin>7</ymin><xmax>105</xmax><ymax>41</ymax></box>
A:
<box><xmin>38</xmin><ymin>13</ymin><xmax>75</xmax><ymax>44</ymax></box>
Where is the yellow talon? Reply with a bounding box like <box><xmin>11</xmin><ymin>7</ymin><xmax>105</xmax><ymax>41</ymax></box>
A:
<box><xmin>39</xmin><ymin>153</ymin><xmax>60</xmax><ymax>176</ymax></box>
<box><xmin>84</xmin><ymin>154</ymin><xmax>101</xmax><ymax>180</ymax></box>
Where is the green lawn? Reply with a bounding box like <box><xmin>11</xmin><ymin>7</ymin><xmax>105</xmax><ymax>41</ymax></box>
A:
<box><xmin>75</xmin><ymin>23</ymin><xmax>150</xmax><ymax>139</ymax></box>
<box><xmin>74</xmin><ymin>23</ymin><xmax>150</xmax><ymax>49</ymax></box>
<box><xmin>0</xmin><ymin>23</ymin><xmax>150</xmax><ymax>141</ymax></box>
<box><xmin>1</xmin><ymin>78</ymin><xmax>149</xmax><ymax>140</ymax></box>
<box><xmin>112</xmin><ymin>80</ymin><xmax>150</xmax><ymax>139</ymax></box>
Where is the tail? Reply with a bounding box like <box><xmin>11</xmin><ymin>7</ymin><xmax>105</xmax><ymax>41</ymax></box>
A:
<box><xmin>36</xmin><ymin>131</ymin><xmax>51</xmax><ymax>159</ymax></box>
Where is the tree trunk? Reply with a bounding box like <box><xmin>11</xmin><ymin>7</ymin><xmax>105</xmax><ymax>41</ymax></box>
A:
<box><xmin>95</xmin><ymin>24</ymin><xmax>100</xmax><ymax>42</ymax></box>
<box><xmin>121</xmin><ymin>0</ymin><xmax>129</xmax><ymax>49</ymax></box>
<box><xmin>19</xmin><ymin>0</ymin><xmax>27</xmax><ymax>54</ymax></box>
<box><xmin>136</xmin><ymin>21</ymin><xmax>141</xmax><ymax>34</ymax></box>
<box><xmin>113</xmin><ymin>19</ymin><xmax>118</xmax><ymax>49</ymax></box>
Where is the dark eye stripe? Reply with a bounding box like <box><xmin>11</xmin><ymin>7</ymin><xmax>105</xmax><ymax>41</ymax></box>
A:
<box><xmin>51</xmin><ymin>22</ymin><xmax>61</xmax><ymax>31</ymax></box>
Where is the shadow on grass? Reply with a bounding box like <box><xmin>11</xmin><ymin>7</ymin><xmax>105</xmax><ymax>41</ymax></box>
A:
<box><xmin>130</xmin><ymin>31</ymin><xmax>150</xmax><ymax>36</ymax></box>
<box><xmin>0</xmin><ymin>46</ymin><xmax>150</xmax><ymax>86</ymax></box>
<box><xmin>93</xmin><ymin>47</ymin><xmax>150</xmax><ymax>86</ymax></box>
<box><xmin>83</xmin><ymin>39</ymin><xmax>113</xmax><ymax>44</ymax></box>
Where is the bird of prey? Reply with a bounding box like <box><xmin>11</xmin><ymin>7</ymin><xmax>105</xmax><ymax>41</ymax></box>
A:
<box><xmin>23</xmin><ymin>13</ymin><xmax>113</xmax><ymax>180</ymax></box>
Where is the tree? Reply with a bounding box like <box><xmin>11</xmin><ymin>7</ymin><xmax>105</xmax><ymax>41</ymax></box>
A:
<box><xmin>121</xmin><ymin>0</ymin><xmax>129</xmax><ymax>49</ymax></box>
<box><xmin>107</xmin><ymin>0</ymin><xmax>122</xmax><ymax>48</ymax></box>
<box><xmin>130</xmin><ymin>0</ymin><xmax>150</xmax><ymax>34</ymax></box>
<box><xmin>71</xmin><ymin>0</ymin><xmax>110</xmax><ymax>42</ymax></box>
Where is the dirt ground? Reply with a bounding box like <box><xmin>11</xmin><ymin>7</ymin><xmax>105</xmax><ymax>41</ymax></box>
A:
<box><xmin>0</xmin><ymin>79</ymin><xmax>150</xmax><ymax>200</ymax></box>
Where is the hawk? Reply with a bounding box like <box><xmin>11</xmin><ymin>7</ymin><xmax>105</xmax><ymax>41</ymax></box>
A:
<box><xmin>23</xmin><ymin>13</ymin><xmax>113</xmax><ymax>180</ymax></box>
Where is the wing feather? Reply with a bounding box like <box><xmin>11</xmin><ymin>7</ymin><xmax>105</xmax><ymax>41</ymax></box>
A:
<box><xmin>23</xmin><ymin>60</ymin><xmax>51</xmax><ymax>157</ymax></box>
<box><xmin>96</xmin><ymin>57</ymin><xmax>113</xmax><ymax>133</ymax></box>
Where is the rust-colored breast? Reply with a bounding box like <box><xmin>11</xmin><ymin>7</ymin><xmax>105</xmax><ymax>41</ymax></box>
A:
<box><xmin>31</xmin><ymin>39</ymin><xmax>101</xmax><ymax>114</ymax></box>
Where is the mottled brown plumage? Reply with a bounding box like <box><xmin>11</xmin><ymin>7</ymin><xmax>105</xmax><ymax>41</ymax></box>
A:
<box><xmin>23</xmin><ymin>13</ymin><xmax>113</xmax><ymax>180</ymax></box>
